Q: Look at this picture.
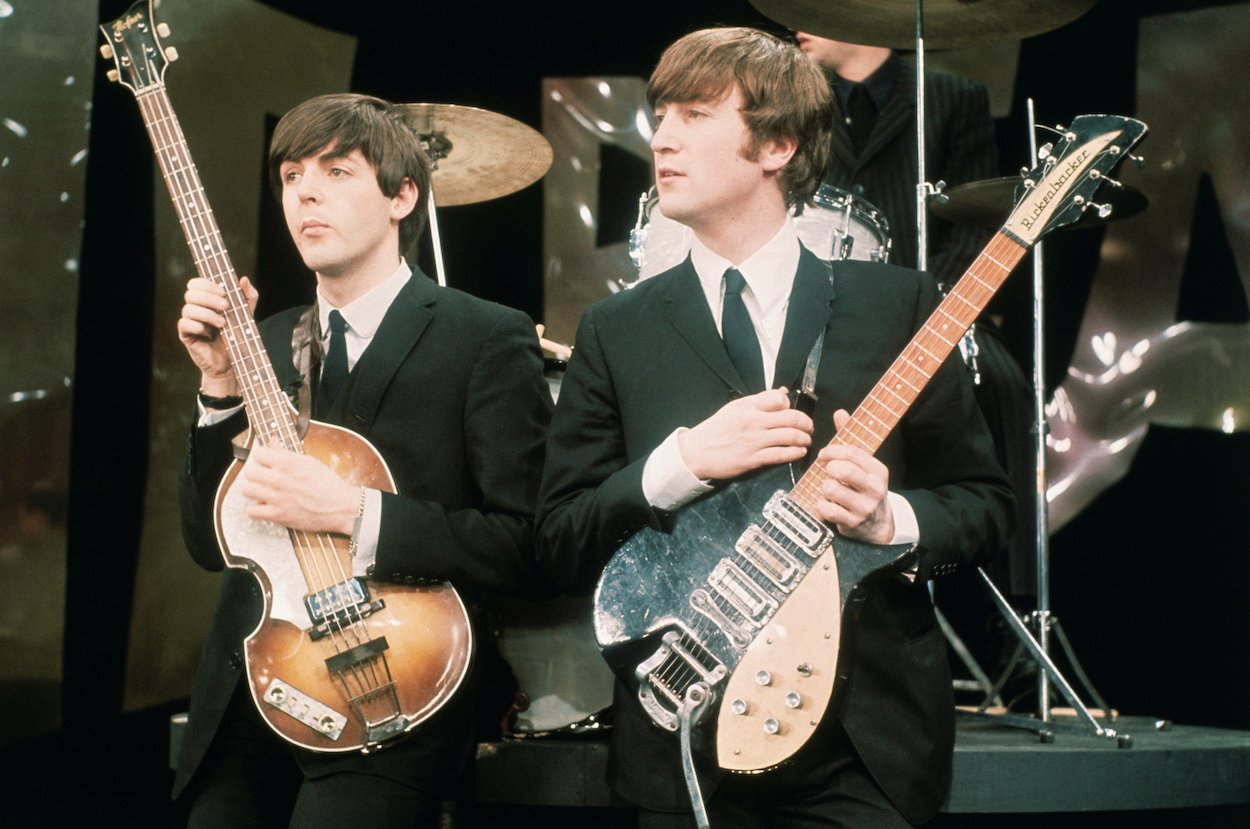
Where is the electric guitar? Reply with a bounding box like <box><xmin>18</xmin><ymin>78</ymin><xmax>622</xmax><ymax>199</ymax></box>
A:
<box><xmin>594</xmin><ymin>113</ymin><xmax>1148</xmax><ymax>772</ymax></box>
<box><xmin>100</xmin><ymin>1</ymin><xmax>473</xmax><ymax>753</ymax></box>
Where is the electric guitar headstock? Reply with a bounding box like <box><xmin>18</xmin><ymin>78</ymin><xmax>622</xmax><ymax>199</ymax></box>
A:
<box><xmin>1003</xmin><ymin>114</ymin><xmax>1148</xmax><ymax>246</ymax></box>
<box><xmin>98</xmin><ymin>0</ymin><xmax>177</xmax><ymax>97</ymax></box>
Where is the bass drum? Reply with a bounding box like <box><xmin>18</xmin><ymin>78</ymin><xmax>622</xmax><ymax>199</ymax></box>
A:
<box><xmin>496</xmin><ymin>357</ymin><xmax>616</xmax><ymax>736</ymax></box>
<box><xmin>629</xmin><ymin>183</ymin><xmax>892</xmax><ymax>281</ymax></box>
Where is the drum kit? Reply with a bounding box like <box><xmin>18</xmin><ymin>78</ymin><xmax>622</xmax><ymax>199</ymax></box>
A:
<box><xmin>402</xmin><ymin>0</ymin><xmax>1151</xmax><ymax>740</ymax></box>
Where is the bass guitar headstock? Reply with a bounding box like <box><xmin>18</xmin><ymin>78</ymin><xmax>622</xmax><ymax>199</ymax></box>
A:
<box><xmin>98</xmin><ymin>0</ymin><xmax>178</xmax><ymax>96</ymax></box>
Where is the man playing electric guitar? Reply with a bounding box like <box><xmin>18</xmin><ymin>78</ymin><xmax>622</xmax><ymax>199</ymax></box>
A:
<box><xmin>536</xmin><ymin>28</ymin><xmax>1013</xmax><ymax>827</ymax></box>
<box><xmin>174</xmin><ymin>93</ymin><xmax>551</xmax><ymax>827</ymax></box>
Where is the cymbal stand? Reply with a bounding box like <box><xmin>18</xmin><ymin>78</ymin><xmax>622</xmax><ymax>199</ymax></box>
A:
<box><xmin>909</xmin><ymin>1</ymin><xmax>974</xmax><ymax>380</ymax></box>
<box><xmin>909</xmin><ymin>0</ymin><xmax>995</xmax><ymax>695</ymax></box>
<box><xmin>962</xmin><ymin>99</ymin><xmax>1125</xmax><ymax>746</ymax></box>
<box><xmin>426</xmin><ymin>187</ymin><xmax>448</xmax><ymax>287</ymax></box>
<box><xmin>419</xmin><ymin>136</ymin><xmax>449</xmax><ymax>287</ymax></box>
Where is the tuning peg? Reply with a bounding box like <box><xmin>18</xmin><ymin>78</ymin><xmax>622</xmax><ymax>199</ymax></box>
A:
<box><xmin>1089</xmin><ymin>169</ymin><xmax>1124</xmax><ymax>189</ymax></box>
<box><xmin>1037</xmin><ymin>142</ymin><xmax>1054</xmax><ymax>160</ymax></box>
<box><xmin>107</xmin><ymin>69</ymin><xmax>119</xmax><ymax>83</ymax></box>
<box><xmin>157</xmin><ymin>22</ymin><xmax>171</xmax><ymax>38</ymax></box>
<box><xmin>99</xmin><ymin>43</ymin><xmax>114</xmax><ymax>60</ymax></box>
<box><xmin>1129</xmin><ymin>153</ymin><xmax>1146</xmax><ymax>168</ymax></box>
<box><xmin>1073</xmin><ymin>195</ymin><xmax>1112</xmax><ymax>219</ymax></box>
<box><xmin>165</xmin><ymin>46</ymin><xmax>180</xmax><ymax>62</ymax></box>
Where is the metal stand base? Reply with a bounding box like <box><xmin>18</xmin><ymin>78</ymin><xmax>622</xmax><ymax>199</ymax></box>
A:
<box><xmin>957</xmin><ymin>567</ymin><xmax>1131</xmax><ymax>747</ymax></box>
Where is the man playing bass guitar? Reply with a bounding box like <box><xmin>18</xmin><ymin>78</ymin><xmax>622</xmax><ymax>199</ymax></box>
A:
<box><xmin>536</xmin><ymin>28</ymin><xmax>1013</xmax><ymax>827</ymax></box>
<box><xmin>174</xmin><ymin>93</ymin><xmax>551</xmax><ymax>827</ymax></box>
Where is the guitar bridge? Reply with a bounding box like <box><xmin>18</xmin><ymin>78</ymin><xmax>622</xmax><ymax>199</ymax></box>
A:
<box><xmin>636</xmin><ymin>629</ymin><xmax>726</xmax><ymax>732</ymax></box>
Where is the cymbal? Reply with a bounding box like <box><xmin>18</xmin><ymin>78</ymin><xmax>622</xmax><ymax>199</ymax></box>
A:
<box><xmin>930</xmin><ymin>176</ymin><xmax>1148</xmax><ymax>228</ymax></box>
<box><xmin>400</xmin><ymin>103</ymin><xmax>553</xmax><ymax>207</ymax></box>
<box><xmin>750</xmin><ymin>0</ymin><xmax>1098</xmax><ymax>50</ymax></box>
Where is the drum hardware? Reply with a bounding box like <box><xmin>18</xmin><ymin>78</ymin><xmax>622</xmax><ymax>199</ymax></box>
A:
<box><xmin>400</xmin><ymin>103</ymin><xmax>553</xmax><ymax>285</ymax></box>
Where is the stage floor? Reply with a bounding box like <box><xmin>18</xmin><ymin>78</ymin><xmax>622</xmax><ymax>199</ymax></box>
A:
<box><xmin>475</xmin><ymin>714</ymin><xmax>1250</xmax><ymax>814</ymax></box>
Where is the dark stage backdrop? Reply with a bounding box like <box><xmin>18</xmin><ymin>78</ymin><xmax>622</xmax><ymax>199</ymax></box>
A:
<box><xmin>1</xmin><ymin>0</ymin><xmax>1248</xmax><ymax>821</ymax></box>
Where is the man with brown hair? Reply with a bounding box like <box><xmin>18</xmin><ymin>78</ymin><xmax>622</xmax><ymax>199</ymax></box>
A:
<box><xmin>537</xmin><ymin>27</ymin><xmax>1012</xmax><ymax>826</ymax></box>
<box><xmin>174</xmin><ymin>93</ymin><xmax>551</xmax><ymax>827</ymax></box>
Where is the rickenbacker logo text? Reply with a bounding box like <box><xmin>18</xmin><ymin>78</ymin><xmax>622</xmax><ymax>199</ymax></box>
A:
<box><xmin>1018</xmin><ymin>147</ymin><xmax>1093</xmax><ymax>231</ymax></box>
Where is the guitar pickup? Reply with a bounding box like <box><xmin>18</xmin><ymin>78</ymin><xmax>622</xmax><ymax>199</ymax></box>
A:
<box><xmin>708</xmin><ymin>560</ymin><xmax>778</xmax><ymax>624</ymax></box>
<box><xmin>306</xmin><ymin>579</ymin><xmax>386</xmax><ymax>640</ymax></box>
<box><xmin>763</xmin><ymin>492</ymin><xmax>831</xmax><ymax>556</ymax></box>
<box><xmin>735</xmin><ymin>525</ymin><xmax>803</xmax><ymax>590</ymax></box>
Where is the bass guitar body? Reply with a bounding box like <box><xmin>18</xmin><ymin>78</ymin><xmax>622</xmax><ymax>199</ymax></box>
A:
<box><xmin>215</xmin><ymin>418</ymin><xmax>473</xmax><ymax>753</ymax></box>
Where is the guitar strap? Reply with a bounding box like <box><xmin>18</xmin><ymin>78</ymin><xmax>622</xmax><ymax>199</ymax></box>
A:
<box><xmin>786</xmin><ymin>256</ymin><xmax>833</xmax><ymax>418</ymax></box>
<box><xmin>291</xmin><ymin>304</ymin><xmax>321</xmax><ymax>438</ymax></box>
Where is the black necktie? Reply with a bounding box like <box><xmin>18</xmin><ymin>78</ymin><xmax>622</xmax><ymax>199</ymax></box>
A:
<box><xmin>845</xmin><ymin>83</ymin><xmax>876</xmax><ymax>156</ymax></box>
<box><xmin>721</xmin><ymin>268</ymin><xmax>765</xmax><ymax>393</ymax></box>
<box><xmin>318</xmin><ymin>309</ymin><xmax>348</xmax><ymax>413</ymax></box>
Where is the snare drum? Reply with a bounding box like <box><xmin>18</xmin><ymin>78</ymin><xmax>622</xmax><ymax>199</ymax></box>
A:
<box><xmin>628</xmin><ymin>183</ymin><xmax>891</xmax><ymax>281</ymax></box>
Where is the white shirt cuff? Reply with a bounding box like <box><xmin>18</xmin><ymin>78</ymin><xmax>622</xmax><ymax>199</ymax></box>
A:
<box><xmin>642</xmin><ymin>428</ymin><xmax>714</xmax><ymax>512</ymax></box>
<box><xmin>887</xmin><ymin>491</ymin><xmax>919</xmax><ymax>546</ymax></box>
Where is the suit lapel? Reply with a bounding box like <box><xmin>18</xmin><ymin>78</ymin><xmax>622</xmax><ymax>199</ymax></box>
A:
<box><xmin>327</xmin><ymin>270</ymin><xmax>437</xmax><ymax>429</ymax></box>
<box><xmin>662</xmin><ymin>258</ymin><xmax>747</xmax><ymax>392</ymax></box>
<box><xmin>773</xmin><ymin>246</ymin><xmax>836</xmax><ymax>390</ymax></box>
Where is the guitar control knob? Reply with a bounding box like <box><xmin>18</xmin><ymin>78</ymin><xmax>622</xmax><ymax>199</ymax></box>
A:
<box><xmin>785</xmin><ymin>692</ymin><xmax>802</xmax><ymax>709</ymax></box>
<box><xmin>763</xmin><ymin>718</ymin><xmax>780</xmax><ymax>735</ymax></box>
<box><xmin>755</xmin><ymin>670</ymin><xmax>772</xmax><ymax>687</ymax></box>
<box><xmin>796</xmin><ymin>663</ymin><xmax>813</xmax><ymax>677</ymax></box>
<box><xmin>99</xmin><ymin>43</ymin><xmax>114</xmax><ymax>60</ymax></box>
<box><xmin>730</xmin><ymin>699</ymin><xmax>749</xmax><ymax>716</ymax></box>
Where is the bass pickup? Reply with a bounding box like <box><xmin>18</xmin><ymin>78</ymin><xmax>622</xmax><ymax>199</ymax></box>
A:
<box><xmin>305</xmin><ymin>579</ymin><xmax>387</xmax><ymax>641</ymax></box>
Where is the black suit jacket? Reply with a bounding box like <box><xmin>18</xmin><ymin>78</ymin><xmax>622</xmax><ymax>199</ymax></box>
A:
<box><xmin>827</xmin><ymin>63</ymin><xmax>998</xmax><ymax>291</ymax></box>
<box><xmin>535</xmin><ymin>247</ymin><xmax>1012</xmax><ymax>823</ymax></box>
<box><xmin>173</xmin><ymin>270</ymin><xmax>551</xmax><ymax>798</ymax></box>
